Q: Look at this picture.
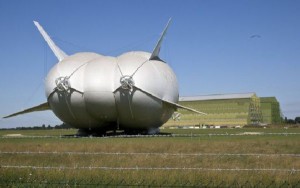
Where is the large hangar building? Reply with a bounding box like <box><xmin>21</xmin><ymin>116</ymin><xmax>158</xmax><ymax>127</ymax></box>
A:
<box><xmin>164</xmin><ymin>93</ymin><xmax>283</xmax><ymax>128</ymax></box>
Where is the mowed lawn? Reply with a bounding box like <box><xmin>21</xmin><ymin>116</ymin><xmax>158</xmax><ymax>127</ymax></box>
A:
<box><xmin>0</xmin><ymin>128</ymin><xmax>299</xmax><ymax>187</ymax></box>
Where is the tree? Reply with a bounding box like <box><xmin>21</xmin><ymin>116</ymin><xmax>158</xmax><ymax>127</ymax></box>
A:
<box><xmin>286</xmin><ymin>119</ymin><xmax>295</xmax><ymax>124</ymax></box>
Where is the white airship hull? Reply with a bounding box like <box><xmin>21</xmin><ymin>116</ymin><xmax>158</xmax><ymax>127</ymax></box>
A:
<box><xmin>46</xmin><ymin>52</ymin><xmax>178</xmax><ymax>131</ymax></box>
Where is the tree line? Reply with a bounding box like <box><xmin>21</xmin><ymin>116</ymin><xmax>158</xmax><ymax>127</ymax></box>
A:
<box><xmin>285</xmin><ymin>117</ymin><xmax>300</xmax><ymax>124</ymax></box>
<box><xmin>2</xmin><ymin>123</ymin><xmax>73</xmax><ymax>130</ymax></box>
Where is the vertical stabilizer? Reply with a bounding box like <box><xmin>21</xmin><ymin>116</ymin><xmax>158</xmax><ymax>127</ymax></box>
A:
<box><xmin>149</xmin><ymin>18</ymin><xmax>171</xmax><ymax>60</ymax></box>
<box><xmin>33</xmin><ymin>21</ymin><xmax>67</xmax><ymax>61</ymax></box>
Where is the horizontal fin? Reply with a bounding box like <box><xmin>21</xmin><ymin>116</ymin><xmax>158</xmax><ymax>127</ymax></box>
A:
<box><xmin>33</xmin><ymin>21</ymin><xmax>67</xmax><ymax>61</ymax></box>
<box><xmin>168</xmin><ymin>102</ymin><xmax>207</xmax><ymax>115</ymax></box>
<box><xmin>3</xmin><ymin>102</ymin><xmax>50</xmax><ymax>119</ymax></box>
<box><xmin>133</xmin><ymin>85</ymin><xmax>206</xmax><ymax>115</ymax></box>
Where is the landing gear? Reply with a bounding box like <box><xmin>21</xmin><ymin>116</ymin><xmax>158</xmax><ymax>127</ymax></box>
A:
<box><xmin>76</xmin><ymin>129</ymin><xmax>106</xmax><ymax>137</ymax></box>
<box><xmin>123</xmin><ymin>128</ymin><xmax>160</xmax><ymax>135</ymax></box>
<box><xmin>147</xmin><ymin>128</ymin><xmax>160</xmax><ymax>135</ymax></box>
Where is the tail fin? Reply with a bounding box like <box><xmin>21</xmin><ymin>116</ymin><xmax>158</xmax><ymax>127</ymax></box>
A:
<box><xmin>33</xmin><ymin>21</ymin><xmax>67</xmax><ymax>61</ymax></box>
<box><xmin>3</xmin><ymin>102</ymin><xmax>50</xmax><ymax>119</ymax></box>
<box><xmin>149</xmin><ymin>18</ymin><xmax>172</xmax><ymax>60</ymax></box>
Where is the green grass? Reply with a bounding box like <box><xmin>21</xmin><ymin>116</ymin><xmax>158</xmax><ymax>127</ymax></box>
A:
<box><xmin>163</xmin><ymin>127</ymin><xmax>300</xmax><ymax>134</ymax></box>
<box><xmin>1</xmin><ymin>127</ymin><xmax>299</xmax><ymax>137</ymax></box>
<box><xmin>0</xmin><ymin>128</ymin><xmax>299</xmax><ymax>187</ymax></box>
<box><xmin>0</xmin><ymin>129</ymin><xmax>77</xmax><ymax>136</ymax></box>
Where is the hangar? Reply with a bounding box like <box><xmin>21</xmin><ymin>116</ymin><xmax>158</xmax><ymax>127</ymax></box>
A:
<box><xmin>164</xmin><ymin>93</ymin><xmax>283</xmax><ymax>128</ymax></box>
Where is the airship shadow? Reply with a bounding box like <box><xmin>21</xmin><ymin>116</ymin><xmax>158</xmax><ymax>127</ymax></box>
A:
<box><xmin>62</xmin><ymin>130</ymin><xmax>172</xmax><ymax>138</ymax></box>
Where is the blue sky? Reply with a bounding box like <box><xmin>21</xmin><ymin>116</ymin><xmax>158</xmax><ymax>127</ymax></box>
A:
<box><xmin>0</xmin><ymin>0</ymin><xmax>299</xmax><ymax>128</ymax></box>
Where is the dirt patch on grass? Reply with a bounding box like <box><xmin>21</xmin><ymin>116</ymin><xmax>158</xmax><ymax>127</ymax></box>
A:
<box><xmin>4</xmin><ymin>134</ymin><xmax>23</xmax><ymax>137</ymax></box>
<box><xmin>239</xmin><ymin>132</ymin><xmax>263</xmax><ymax>135</ymax></box>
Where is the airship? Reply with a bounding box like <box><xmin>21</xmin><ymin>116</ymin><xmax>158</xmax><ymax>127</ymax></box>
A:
<box><xmin>4</xmin><ymin>19</ymin><xmax>205</xmax><ymax>135</ymax></box>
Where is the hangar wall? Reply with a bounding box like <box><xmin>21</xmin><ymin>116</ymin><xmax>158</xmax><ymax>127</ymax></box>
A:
<box><xmin>260</xmin><ymin>97</ymin><xmax>284</xmax><ymax>124</ymax></box>
<box><xmin>164</xmin><ymin>93</ymin><xmax>282</xmax><ymax>127</ymax></box>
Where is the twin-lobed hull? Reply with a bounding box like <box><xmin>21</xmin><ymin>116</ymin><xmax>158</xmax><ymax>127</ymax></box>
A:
<box><xmin>46</xmin><ymin>52</ymin><xmax>179</xmax><ymax>132</ymax></box>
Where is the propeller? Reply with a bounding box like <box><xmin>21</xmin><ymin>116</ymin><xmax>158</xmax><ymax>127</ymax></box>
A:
<box><xmin>172</xmin><ymin>112</ymin><xmax>181</xmax><ymax>121</ymax></box>
<box><xmin>48</xmin><ymin>62</ymin><xmax>87</xmax><ymax>97</ymax></box>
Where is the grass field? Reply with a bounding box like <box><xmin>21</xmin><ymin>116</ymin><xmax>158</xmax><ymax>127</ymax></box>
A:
<box><xmin>0</xmin><ymin>128</ymin><xmax>299</xmax><ymax>187</ymax></box>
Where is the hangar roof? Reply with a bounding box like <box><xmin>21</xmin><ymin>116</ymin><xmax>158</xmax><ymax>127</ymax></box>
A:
<box><xmin>260</xmin><ymin>97</ymin><xmax>278</xmax><ymax>103</ymax></box>
<box><xmin>179</xmin><ymin>93</ymin><xmax>256</xmax><ymax>102</ymax></box>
